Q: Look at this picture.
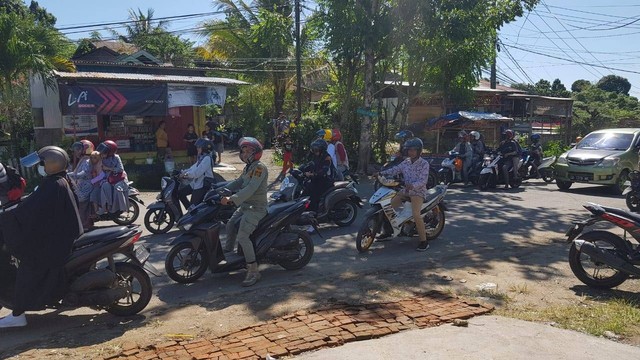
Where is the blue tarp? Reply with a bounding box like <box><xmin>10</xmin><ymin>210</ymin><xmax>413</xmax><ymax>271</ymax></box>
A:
<box><xmin>423</xmin><ymin>111</ymin><xmax>512</xmax><ymax>130</ymax></box>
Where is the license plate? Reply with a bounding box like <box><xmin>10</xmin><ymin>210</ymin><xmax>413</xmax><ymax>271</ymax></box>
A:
<box><xmin>134</xmin><ymin>245</ymin><xmax>150</xmax><ymax>263</ymax></box>
<box><xmin>570</xmin><ymin>176</ymin><xmax>589</xmax><ymax>182</ymax></box>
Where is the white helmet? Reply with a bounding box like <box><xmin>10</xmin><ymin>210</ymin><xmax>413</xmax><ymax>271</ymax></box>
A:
<box><xmin>470</xmin><ymin>131</ymin><xmax>481</xmax><ymax>140</ymax></box>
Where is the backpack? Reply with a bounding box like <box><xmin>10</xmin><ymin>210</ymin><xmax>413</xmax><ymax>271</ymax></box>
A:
<box><xmin>6</xmin><ymin>165</ymin><xmax>26</xmax><ymax>201</ymax></box>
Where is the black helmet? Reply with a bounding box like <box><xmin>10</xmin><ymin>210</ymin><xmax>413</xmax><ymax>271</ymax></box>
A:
<box><xmin>403</xmin><ymin>137</ymin><xmax>424</xmax><ymax>154</ymax></box>
<box><xmin>195</xmin><ymin>138</ymin><xmax>214</xmax><ymax>154</ymax></box>
<box><xmin>394</xmin><ymin>130</ymin><xmax>414</xmax><ymax>141</ymax></box>
<box><xmin>310</xmin><ymin>139</ymin><xmax>328</xmax><ymax>153</ymax></box>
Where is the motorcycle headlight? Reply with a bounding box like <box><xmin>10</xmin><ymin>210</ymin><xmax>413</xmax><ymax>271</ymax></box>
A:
<box><xmin>596</xmin><ymin>157</ymin><xmax>619</xmax><ymax>167</ymax></box>
<box><xmin>557</xmin><ymin>156</ymin><xmax>568</xmax><ymax>164</ymax></box>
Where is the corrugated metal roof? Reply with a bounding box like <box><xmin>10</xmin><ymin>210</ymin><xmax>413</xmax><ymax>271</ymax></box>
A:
<box><xmin>54</xmin><ymin>71</ymin><xmax>249</xmax><ymax>86</ymax></box>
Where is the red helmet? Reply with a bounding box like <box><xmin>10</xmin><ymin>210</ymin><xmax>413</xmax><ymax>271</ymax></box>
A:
<box><xmin>331</xmin><ymin>128</ymin><xmax>342</xmax><ymax>142</ymax></box>
<box><xmin>238</xmin><ymin>137</ymin><xmax>263</xmax><ymax>163</ymax></box>
<box><xmin>97</xmin><ymin>140</ymin><xmax>118</xmax><ymax>157</ymax></box>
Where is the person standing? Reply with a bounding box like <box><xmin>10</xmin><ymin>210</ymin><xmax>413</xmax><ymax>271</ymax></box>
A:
<box><xmin>277</xmin><ymin>136</ymin><xmax>294</xmax><ymax>182</ymax></box>
<box><xmin>332</xmin><ymin>128</ymin><xmax>349</xmax><ymax>178</ymax></box>
<box><xmin>452</xmin><ymin>131</ymin><xmax>473</xmax><ymax>186</ymax></box>
<box><xmin>155</xmin><ymin>121</ymin><xmax>168</xmax><ymax>161</ymax></box>
<box><xmin>183</xmin><ymin>124</ymin><xmax>198</xmax><ymax>165</ymax></box>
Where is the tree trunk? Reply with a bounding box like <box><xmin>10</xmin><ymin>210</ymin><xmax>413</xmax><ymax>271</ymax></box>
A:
<box><xmin>357</xmin><ymin>44</ymin><xmax>375</xmax><ymax>174</ymax></box>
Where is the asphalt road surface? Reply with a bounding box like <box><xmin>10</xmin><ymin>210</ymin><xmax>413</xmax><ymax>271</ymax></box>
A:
<box><xmin>0</xmin><ymin>177</ymin><xmax>634</xmax><ymax>354</ymax></box>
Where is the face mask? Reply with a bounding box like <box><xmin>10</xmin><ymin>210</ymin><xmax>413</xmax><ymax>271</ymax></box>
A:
<box><xmin>38</xmin><ymin>165</ymin><xmax>46</xmax><ymax>177</ymax></box>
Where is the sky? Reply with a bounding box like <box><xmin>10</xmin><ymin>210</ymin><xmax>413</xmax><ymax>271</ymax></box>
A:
<box><xmin>34</xmin><ymin>1</ymin><xmax>640</xmax><ymax>97</ymax></box>
<box><xmin>498</xmin><ymin>0</ymin><xmax>640</xmax><ymax>97</ymax></box>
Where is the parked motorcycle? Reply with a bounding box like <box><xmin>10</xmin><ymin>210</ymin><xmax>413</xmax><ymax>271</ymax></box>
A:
<box><xmin>164</xmin><ymin>190</ymin><xmax>315</xmax><ymax>284</ymax></box>
<box><xmin>566</xmin><ymin>202</ymin><xmax>640</xmax><ymax>288</ymax></box>
<box><xmin>355</xmin><ymin>175</ymin><xmax>447</xmax><ymax>253</ymax></box>
<box><xmin>518</xmin><ymin>150</ymin><xmax>535</xmax><ymax>179</ymax></box>
<box><xmin>624</xmin><ymin>170</ymin><xmax>640</xmax><ymax>212</ymax></box>
<box><xmin>538</xmin><ymin>155</ymin><xmax>557</xmax><ymax>183</ymax></box>
<box><xmin>477</xmin><ymin>152</ymin><xmax>524</xmax><ymax>190</ymax></box>
<box><xmin>0</xmin><ymin>224</ymin><xmax>156</xmax><ymax>316</ymax></box>
<box><xmin>438</xmin><ymin>151</ymin><xmax>481</xmax><ymax>185</ymax></box>
<box><xmin>270</xmin><ymin>168</ymin><xmax>362</xmax><ymax>227</ymax></box>
<box><xmin>144</xmin><ymin>171</ymin><xmax>229</xmax><ymax>234</ymax></box>
<box><xmin>374</xmin><ymin>155</ymin><xmax>438</xmax><ymax>191</ymax></box>
<box><xmin>94</xmin><ymin>181</ymin><xmax>145</xmax><ymax>225</ymax></box>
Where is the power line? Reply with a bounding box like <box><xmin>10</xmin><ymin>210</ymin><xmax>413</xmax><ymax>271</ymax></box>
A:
<box><xmin>57</xmin><ymin>11</ymin><xmax>226</xmax><ymax>32</ymax></box>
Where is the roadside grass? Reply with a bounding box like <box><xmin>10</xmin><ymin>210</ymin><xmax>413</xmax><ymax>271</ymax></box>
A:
<box><xmin>497</xmin><ymin>297</ymin><xmax>640</xmax><ymax>338</ymax></box>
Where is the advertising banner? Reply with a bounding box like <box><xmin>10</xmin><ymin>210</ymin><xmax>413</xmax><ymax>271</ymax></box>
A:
<box><xmin>168</xmin><ymin>85</ymin><xmax>227</xmax><ymax>108</ymax></box>
<box><xmin>59</xmin><ymin>84</ymin><xmax>167</xmax><ymax>116</ymax></box>
<box><xmin>63</xmin><ymin>115</ymin><xmax>98</xmax><ymax>136</ymax></box>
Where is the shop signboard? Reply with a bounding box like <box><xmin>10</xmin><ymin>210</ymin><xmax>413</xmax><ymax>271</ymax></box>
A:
<box><xmin>63</xmin><ymin>114</ymin><xmax>98</xmax><ymax>136</ymax></box>
<box><xmin>168</xmin><ymin>85</ymin><xmax>227</xmax><ymax>108</ymax></box>
<box><xmin>59</xmin><ymin>83</ymin><xmax>167</xmax><ymax>116</ymax></box>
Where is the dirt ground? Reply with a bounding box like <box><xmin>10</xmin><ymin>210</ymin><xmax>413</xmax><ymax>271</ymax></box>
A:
<box><xmin>2</xmin><ymin>149</ymin><xmax>640</xmax><ymax>359</ymax></box>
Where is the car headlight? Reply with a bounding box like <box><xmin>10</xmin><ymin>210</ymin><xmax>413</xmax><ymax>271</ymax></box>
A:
<box><xmin>596</xmin><ymin>157</ymin><xmax>619</xmax><ymax>167</ymax></box>
<box><xmin>557</xmin><ymin>156</ymin><xmax>568</xmax><ymax>164</ymax></box>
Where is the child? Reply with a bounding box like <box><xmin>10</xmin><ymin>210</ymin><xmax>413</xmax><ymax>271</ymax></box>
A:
<box><xmin>89</xmin><ymin>151</ymin><xmax>104</xmax><ymax>217</ymax></box>
<box><xmin>278</xmin><ymin>136</ymin><xmax>294</xmax><ymax>182</ymax></box>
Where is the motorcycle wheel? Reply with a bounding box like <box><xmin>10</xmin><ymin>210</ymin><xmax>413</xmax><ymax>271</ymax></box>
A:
<box><xmin>106</xmin><ymin>263</ymin><xmax>152</xmax><ymax>316</ymax></box>
<box><xmin>626</xmin><ymin>192</ymin><xmax>640</xmax><ymax>212</ymax></box>
<box><xmin>478</xmin><ymin>173</ymin><xmax>490</xmax><ymax>190</ymax></box>
<box><xmin>568</xmin><ymin>231</ymin><xmax>629</xmax><ymax>289</ymax></box>
<box><xmin>144</xmin><ymin>208</ymin><xmax>175</xmax><ymax>234</ymax></box>
<box><xmin>113</xmin><ymin>199</ymin><xmax>140</xmax><ymax>225</ymax></box>
<box><xmin>278</xmin><ymin>230</ymin><xmax>315</xmax><ymax>270</ymax></box>
<box><xmin>510</xmin><ymin>177</ymin><xmax>522</xmax><ymax>189</ymax></box>
<box><xmin>333</xmin><ymin>200</ymin><xmax>358</xmax><ymax>227</ymax></box>
<box><xmin>423</xmin><ymin>204</ymin><xmax>446</xmax><ymax>241</ymax></box>
<box><xmin>541</xmin><ymin>169</ymin><xmax>555</xmax><ymax>183</ymax></box>
<box><xmin>355</xmin><ymin>213</ymin><xmax>382</xmax><ymax>253</ymax></box>
<box><xmin>165</xmin><ymin>242</ymin><xmax>209</xmax><ymax>284</ymax></box>
<box><xmin>556</xmin><ymin>180</ymin><xmax>573</xmax><ymax>191</ymax></box>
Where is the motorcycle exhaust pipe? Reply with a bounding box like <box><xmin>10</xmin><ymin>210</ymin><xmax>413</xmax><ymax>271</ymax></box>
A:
<box><xmin>574</xmin><ymin>240</ymin><xmax>640</xmax><ymax>276</ymax></box>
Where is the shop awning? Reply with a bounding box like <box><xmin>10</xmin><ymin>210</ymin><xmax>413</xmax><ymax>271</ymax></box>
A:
<box><xmin>54</xmin><ymin>71</ymin><xmax>249</xmax><ymax>86</ymax></box>
<box><xmin>423</xmin><ymin>111</ymin><xmax>512</xmax><ymax>130</ymax></box>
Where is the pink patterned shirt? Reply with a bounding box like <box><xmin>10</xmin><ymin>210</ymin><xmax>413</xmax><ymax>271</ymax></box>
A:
<box><xmin>381</xmin><ymin>157</ymin><xmax>430</xmax><ymax>198</ymax></box>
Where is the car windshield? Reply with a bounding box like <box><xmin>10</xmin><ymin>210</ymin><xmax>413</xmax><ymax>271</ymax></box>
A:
<box><xmin>576</xmin><ymin>133</ymin><xmax>634</xmax><ymax>151</ymax></box>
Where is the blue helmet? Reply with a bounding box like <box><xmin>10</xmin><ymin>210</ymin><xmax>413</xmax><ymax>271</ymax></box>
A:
<box><xmin>531</xmin><ymin>133</ymin><xmax>541</xmax><ymax>142</ymax></box>
<box><xmin>394</xmin><ymin>130</ymin><xmax>414</xmax><ymax>141</ymax></box>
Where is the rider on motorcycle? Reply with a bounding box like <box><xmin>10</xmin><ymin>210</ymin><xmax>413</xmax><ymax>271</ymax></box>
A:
<box><xmin>496</xmin><ymin>129</ymin><xmax>521</xmax><ymax>189</ymax></box>
<box><xmin>529</xmin><ymin>133</ymin><xmax>543</xmax><ymax>178</ymax></box>
<box><xmin>221</xmin><ymin>137</ymin><xmax>268</xmax><ymax>287</ymax></box>
<box><xmin>301</xmin><ymin>139</ymin><xmax>336</xmax><ymax>212</ymax></box>
<box><xmin>394</xmin><ymin>130</ymin><xmax>414</xmax><ymax>157</ymax></box>
<box><xmin>379</xmin><ymin>137</ymin><xmax>431</xmax><ymax>252</ymax></box>
<box><xmin>178</xmin><ymin>138</ymin><xmax>216</xmax><ymax>208</ymax></box>
<box><xmin>452</xmin><ymin>131</ymin><xmax>473</xmax><ymax>186</ymax></box>
<box><xmin>470</xmin><ymin>131</ymin><xmax>485</xmax><ymax>169</ymax></box>
<box><xmin>0</xmin><ymin>146</ymin><xmax>83</xmax><ymax>328</ymax></box>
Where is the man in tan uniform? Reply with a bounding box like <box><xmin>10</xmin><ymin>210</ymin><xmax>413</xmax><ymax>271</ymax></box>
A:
<box><xmin>221</xmin><ymin>137</ymin><xmax>268</xmax><ymax>286</ymax></box>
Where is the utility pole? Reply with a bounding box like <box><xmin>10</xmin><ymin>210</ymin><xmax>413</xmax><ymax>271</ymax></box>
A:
<box><xmin>295</xmin><ymin>0</ymin><xmax>303</xmax><ymax>122</ymax></box>
<box><xmin>490</xmin><ymin>35</ymin><xmax>497</xmax><ymax>89</ymax></box>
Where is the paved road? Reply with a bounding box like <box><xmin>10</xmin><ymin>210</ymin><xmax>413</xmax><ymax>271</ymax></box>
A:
<box><xmin>0</xmin><ymin>177</ymin><xmax>636</xmax><ymax>353</ymax></box>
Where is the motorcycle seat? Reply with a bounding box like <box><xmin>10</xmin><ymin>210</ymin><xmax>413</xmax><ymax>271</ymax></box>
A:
<box><xmin>424</xmin><ymin>186</ymin><xmax>446</xmax><ymax>202</ymax></box>
<box><xmin>73</xmin><ymin>226</ymin><xmax>130</xmax><ymax>250</ymax></box>
<box><xmin>600</xmin><ymin>205</ymin><xmax>640</xmax><ymax>223</ymax></box>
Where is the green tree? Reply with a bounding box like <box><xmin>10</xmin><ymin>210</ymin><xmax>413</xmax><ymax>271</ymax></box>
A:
<box><xmin>572</xmin><ymin>86</ymin><xmax>640</xmax><ymax>136</ymax></box>
<box><xmin>596</xmin><ymin>74</ymin><xmax>631</xmax><ymax>96</ymax></box>
<box><xmin>199</xmin><ymin>1</ymin><xmax>293</xmax><ymax>115</ymax></box>
<box><xmin>512</xmin><ymin>78</ymin><xmax>570</xmax><ymax>97</ymax></box>
<box><xmin>571</xmin><ymin>79</ymin><xmax>591</xmax><ymax>93</ymax></box>
<box><xmin>108</xmin><ymin>8</ymin><xmax>194</xmax><ymax>66</ymax></box>
<box><xmin>0</xmin><ymin>8</ymin><xmax>74</xmax><ymax>159</ymax></box>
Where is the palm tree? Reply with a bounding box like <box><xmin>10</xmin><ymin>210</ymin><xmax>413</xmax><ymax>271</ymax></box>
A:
<box><xmin>198</xmin><ymin>0</ymin><xmax>294</xmax><ymax>114</ymax></box>
<box><xmin>0</xmin><ymin>11</ymin><xmax>74</xmax><ymax>159</ymax></box>
<box><xmin>113</xmin><ymin>8</ymin><xmax>168</xmax><ymax>44</ymax></box>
